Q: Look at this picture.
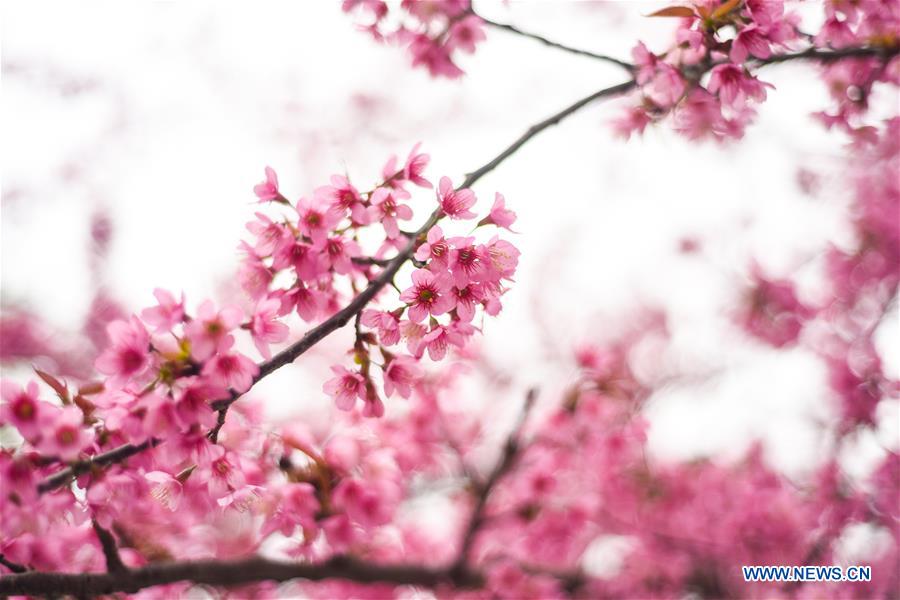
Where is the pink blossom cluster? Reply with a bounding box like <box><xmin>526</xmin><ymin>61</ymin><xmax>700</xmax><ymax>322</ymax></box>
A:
<box><xmin>342</xmin><ymin>0</ymin><xmax>485</xmax><ymax>78</ymax></box>
<box><xmin>615</xmin><ymin>0</ymin><xmax>900</xmax><ymax>141</ymax></box>
<box><xmin>0</xmin><ymin>146</ymin><xmax>521</xmax><ymax>587</ymax></box>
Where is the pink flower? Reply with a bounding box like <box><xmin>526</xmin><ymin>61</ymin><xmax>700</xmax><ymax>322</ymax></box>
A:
<box><xmin>369</xmin><ymin>188</ymin><xmax>413</xmax><ymax>239</ymax></box>
<box><xmin>333</xmin><ymin>478</ymin><xmax>392</xmax><ymax>527</ymax></box>
<box><xmin>451</xmin><ymin>283</ymin><xmax>484</xmax><ymax>322</ymax></box>
<box><xmin>249</xmin><ymin>298</ymin><xmax>289</xmax><ymax>359</ymax></box>
<box><xmin>447</xmin><ymin>237</ymin><xmax>486</xmax><ymax>286</ymax></box>
<box><xmin>383</xmin><ymin>356</ymin><xmax>423</xmax><ymax>399</ymax></box>
<box><xmin>611</xmin><ymin>106</ymin><xmax>652</xmax><ymax>140</ymax></box>
<box><xmin>446</xmin><ymin>15</ymin><xmax>486</xmax><ymax>54</ymax></box>
<box><xmin>296</xmin><ymin>197</ymin><xmax>338</xmax><ymax>244</ymax></box>
<box><xmin>631</xmin><ymin>41</ymin><xmax>658</xmax><ymax>86</ymax></box>
<box><xmin>140</xmin><ymin>288</ymin><xmax>185</xmax><ymax>333</ymax></box>
<box><xmin>361</xmin><ymin>309</ymin><xmax>401</xmax><ymax>345</ymax></box>
<box><xmin>246</xmin><ymin>212</ymin><xmax>291</xmax><ymax>256</ymax></box>
<box><xmin>482</xmin><ymin>236</ymin><xmax>520</xmax><ymax>282</ymax></box>
<box><xmin>0</xmin><ymin>381</ymin><xmax>45</xmax><ymax>441</ymax></box>
<box><xmin>731</xmin><ymin>25</ymin><xmax>772</xmax><ymax>64</ymax></box>
<box><xmin>400</xmin><ymin>269</ymin><xmax>455</xmax><ymax>322</ymax></box>
<box><xmin>184</xmin><ymin>300</ymin><xmax>243</xmax><ymax>361</ymax></box>
<box><xmin>737</xmin><ymin>267</ymin><xmax>814</xmax><ymax>348</ymax></box>
<box><xmin>145</xmin><ymin>471</ymin><xmax>183</xmax><ymax>511</ymax></box>
<box><xmin>646</xmin><ymin>64</ymin><xmax>686</xmax><ymax>108</ymax></box>
<box><xmin>708</xmin><ymin>64</ymin><xmax>773</xmax><ymax>106</ymax></box>
<box><xmin>272</xmin><ymin>240</ymin><xmax>323</xmax><ymax>282</ymax></box>
<box><xmin>403</xmin><ymin>143</ymin><xmax>432</xmax><ymax>188</ymax></box>
<box><xmin>414</xmin><ymin>225</ymin><xmax>451</xmax><ymax>268</ymax></box>
<box><xmin>321</xmin><ymin>236</ymin><xmax>361</xmax><ymax>275</ymax></box>
<box><xmin>283</xmin><ymin>284</ymin><xmax>323</xmax><ymax>322</ymax></box>
<box><xmin>173</xmin><ymin>377</ymin><xmax>225</xmax><ymax>429</ymax></box>
<box><xmin>95</xmin><ymin>316</ymin><xmax>151</xmax><ymax>383</ymax></box>
<box><xmin>323</xmin><ymin>365</ymin><xmax>366</xmax><ymax>411</ymax></box>
<box><xmin>238</xmin><ymin>253</ymin><xmax>273</xmax><ymax>301</ymax></box>
<box><xmin>409</xmin><ymin>34</ymin><xmax>464</xmax><ymax>79</ymax></box>
<box><xmin>39</xmin><ymin>406</ymin><xmax>92</xmax><ymax>461</ymax></box>
<box><xmin>485</xmin><ymin>192</ymin><xmax>517</xmax><ymax>231</ymax></box>
<box><xmin>315</xmin><ymin>175</ymin><xmax>369</xmax><ymax>225</ymax></box>
<box><xmin>253</xmin><ymin>166</ymin><xmax>282</xmax><ymax>202</ymax></box>
<box><xmin>201</xmin><ymin>339</ymin><xmax>259</xmax><ymax>393</ymax></box>
<box><xmin>198</xmin><ymin>445</ymin><xmax>245</xmax><ymax>499</ymax></box>
<box><xmin>437</xmin><ymin>176</ymin><xmax>476</xmax><ymax>219</ymax></box>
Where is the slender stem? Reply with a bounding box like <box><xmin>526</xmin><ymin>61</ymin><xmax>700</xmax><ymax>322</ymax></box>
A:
<box><xmin>454</xmin><ymin>389</ymin><xmax>537</xmax><ymax>568</ymax></box>
<box><xmin>754</xmin><ymin>44</ymin><xmax>900</xmax><ymax>66</ymax></box>
<box><xmin>92</xmin><ymin>520</ymin><xmax>126</xmax><ymax>574</ymax></box>
<box><xmin>0</xmin><ymin>556</ymin><xmax>483</xmax><ymax>597</ymax></box>
<box><xmin>476</xmin><ymin>13</ymin><xmax>634</xmax><ymax>72</ymax></box>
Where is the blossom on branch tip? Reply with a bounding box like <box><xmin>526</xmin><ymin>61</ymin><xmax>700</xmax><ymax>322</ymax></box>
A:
<box><xmin>253</xmin><ymin>166</ymin><xmax>282</xmax><ymax>202</ymax></box>
<box><xmin>437</xmin><ymin>176</ymin><xmax>477</xmax><ymax>220</ymax></box>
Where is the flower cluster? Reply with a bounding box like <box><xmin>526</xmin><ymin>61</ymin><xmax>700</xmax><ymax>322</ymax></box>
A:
<box><xmin>342</xmin><ymin>0</ymin><xmax>485</xmax><ymax>78</ymax></box>
<box><xmin>0</xmin><ymin>145</ymin><xmax>518</xmax><ymax>583</ymax></box>
<box><xmin>323</xmin><ymin>177</ymin><xmax>519</xmax><ymax>417</ymax></box>
<box><xmin>614</xmin><ymin>0</ymin><xmax>899</xmax><ymax>141</ymax></box>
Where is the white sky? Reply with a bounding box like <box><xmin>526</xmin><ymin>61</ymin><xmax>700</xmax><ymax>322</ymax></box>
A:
<box><xmin>2</xmin><ymin>1</ymin><xmax>897</xmax><ymax>480</ymax></box>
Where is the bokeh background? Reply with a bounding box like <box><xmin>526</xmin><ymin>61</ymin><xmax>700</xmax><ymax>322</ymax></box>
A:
<box><xmin>2</xmin><ymin>0</ymin><xmax>897</xmax><ymax>504</ymax></box>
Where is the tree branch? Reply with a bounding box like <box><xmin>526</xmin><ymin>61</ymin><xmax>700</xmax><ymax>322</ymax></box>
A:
<box><xmin>754</xmin><ymin>44</ymin><xmax>900</xmax><ymax>66</ymax></box>
<box><xmin>0</xmin><ymin>555</ymin><xmax>483</xmax><ymax>597</ymax></box>
<box><xmin>92</xmin><ymin>519</ymin><xmax>126</xmax><ymax>574</ymax></box>
<box><xmin>454</xmin><ymin>389</ymin><xmax>537</xmax><ymax>569</ymax></box>
<box><xmin>37</xmin><ymin>438</ymin><xmax>159</xmax><ymax>494</ymax></box>
<box><xmin>0</xmin><ymin>555</ymin><xmax>28</xmax><ymax>574</ymax></box>
<box><xmin>476</xmin><ymin>13</ymin><xmax>634</xmax><ymax>72</ymax></box>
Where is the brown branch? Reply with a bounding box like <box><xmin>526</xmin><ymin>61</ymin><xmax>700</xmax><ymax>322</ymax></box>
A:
<box><xmin>0</xmin><ymin>554</ymin><xmax>28</xmax><ymax>574</ymax></box>
<box><xmin>92</xmin><ymin>519</ymin><xmax>126</xmax><ymax>574</ymax></box>
<box><xmin>0</xmin><ymin>555</ymin><xmax>483</xmax><ymax>597</ymax></box>
<box><xmin>37</xmin><ymin>438</ymin><xmax>159</xmax><ymax>494</ymax></box>
<box><xmin>753</xmin><ymin>44</ymin><xmax>900</xmax><ymax>66</ymax></box>
<box><xmin>476</xmin><ymin>13</ymin><xmax>634</xmax><ymax>72</ymax></box>
<box><xmin>454</xmin><ymin>389</ymin><xmax>537</xmax><ymax>570</ymax></box>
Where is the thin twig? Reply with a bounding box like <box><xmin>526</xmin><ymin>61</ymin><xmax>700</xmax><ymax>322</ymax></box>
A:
<box><xmin>454</xmin><ymin>389</ymin><xmax>537</xmax><ymax>570</ymax></box>
<box><xmin>37</xmin><ymin>438</ymin><xmax>159</xmax><ymax>494</ymax></box>
<box><xmin>477</xmin><ymin>14</ymin><xmax>634</xmax><ymax>72</ymax></box>
<box><xmin>753</xmin><ymin>44</ymin><xmax>900</xmax><ymax>66</ymax></box>
<box><xmin>92</xmin><ymin>520</ymin><xmax>127</xmax><ymax>574</ymax></box>
<box><xmin>0</xmin><ymin>554</ymin><xmax>28</xmax><ymax>574</ymax></box>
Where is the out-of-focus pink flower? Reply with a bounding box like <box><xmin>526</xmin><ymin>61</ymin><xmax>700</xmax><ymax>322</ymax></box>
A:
<box><xmin>731</xmin><ymin>25</ymin><xmax>772</xmax><ymax>63</ymax></box>
<box><xmin>361</xmin><ymin>309</ymin><xmax>401</xmax><ymax>345</ymax></box>
<box><xmin>140</xmin><ymin>289</ymin><xmax>185</xmax><ymax>333</ymax></box>
<box><xmin>39</xmin><ymin>406</ymin><xmax>92</xmax><ymax>461</ymax></box>
<box><xmin>249</xmin><ymin>298</ymin><xmax>289</xmax><ymax>360</ymax></box>
<box><xmin>0</xmin><ymin>381</ymin><xmax>45</xmax><ymax>441</ymax></box>
<box><xmin>383</xmin><ymin>356</ymin><xmax>422</xmax><ymax>399</ymax></box>
<box><xmin>94</xmin><ymin>316</ymin><xmax>151</xmax><ymax>383</ymax></box>
<box><xmin>201</xmin><ymin>339</ymin><xmax>259</xmax><ymax>392</ymax></box>
<box><xmin>253</xmin><ymin>166</ymin><xmax>282</xmax><ymax>202</ymax></box>
<box><xmin>324</xmin><ymin>366</ymin><xmax>366</xmax><ymax>411</ymax></box>
<box><xmin>184</xmin><ymin>300</ymin><xmax>243</xmax><ymax>361</ymax></box>
<box><xmin>403</xmin><ymin>143</ymin><xmax>432</xmax><ymax>188</ymax></box>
